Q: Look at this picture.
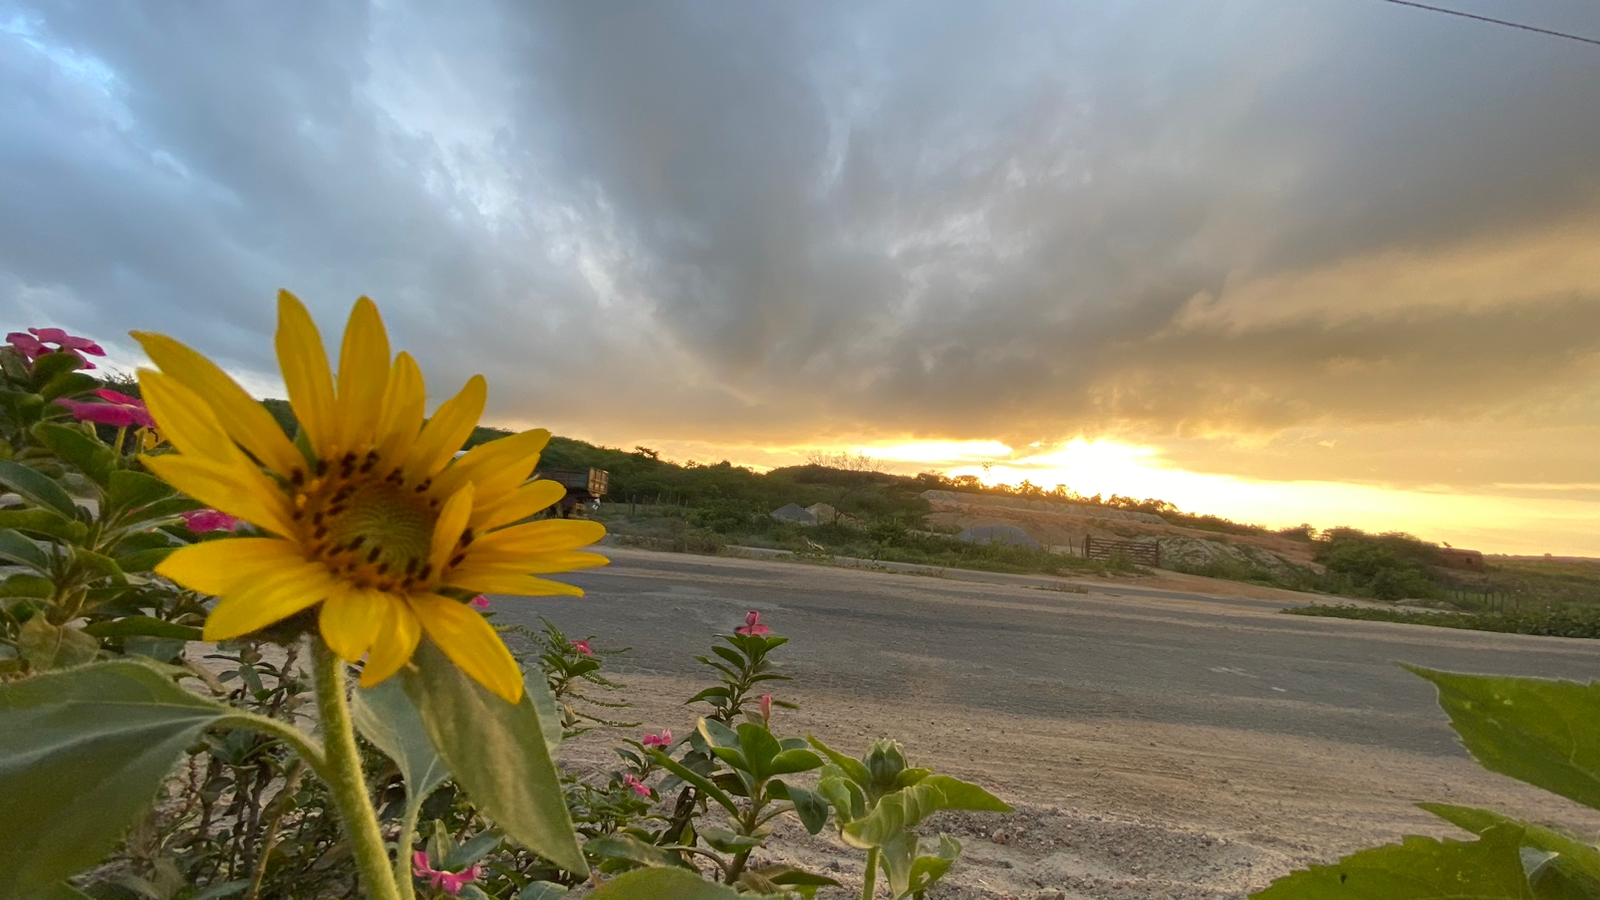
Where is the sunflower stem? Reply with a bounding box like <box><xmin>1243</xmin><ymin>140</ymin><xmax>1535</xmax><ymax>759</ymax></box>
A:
<box><xmin>394</xmin><ymin>800</ymin><xmax>421</xmax><ymax>900</ymax></box>
<box><xmin>312</xmin><ymin>639</ymin><xmax>403</xmax><ymax>900</ymax></box>
<box><xmin>861</xmin><ymin>847</ymin><xmax>879</xmax><ymax>900</ymax></box>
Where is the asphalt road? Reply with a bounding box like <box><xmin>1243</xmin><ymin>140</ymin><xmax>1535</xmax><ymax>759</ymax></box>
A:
<box><xmin>498</xmin><ymin>547</ymin><xmax>1600</xmax><ymax>758</ymax></box>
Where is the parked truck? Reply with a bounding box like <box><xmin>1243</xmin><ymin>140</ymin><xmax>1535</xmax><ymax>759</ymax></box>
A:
<box><xmin>536</xmin><ymin>468</ymin><xmax>609</xmax><ymax>518</ymax></box>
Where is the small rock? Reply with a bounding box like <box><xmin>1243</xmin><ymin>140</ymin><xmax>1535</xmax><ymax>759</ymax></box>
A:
<box><xmin>991</xmin><ymin>828</ymin><xmax>1013</xmax><ymax>844</ymax></box>
<box><xmin>1036</xmin><ymin>892</ymin><xmax>1067</xmax><ymax>900</ymax></box>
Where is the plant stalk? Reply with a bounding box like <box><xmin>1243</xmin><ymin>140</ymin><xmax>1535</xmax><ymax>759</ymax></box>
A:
<box><xmin>861</xmin><ymin>847</ymin><xmax>879</xmax><ymax>900</ymax></box>
<box><xmin>394</xmin><ymin>801</ymin><xmax>422</xmax><ymax>900</ymax></box>
<box><xmin>312</xmin><ymin>639</ymin><xmax>403</xmax><ymax>900</ymax></box>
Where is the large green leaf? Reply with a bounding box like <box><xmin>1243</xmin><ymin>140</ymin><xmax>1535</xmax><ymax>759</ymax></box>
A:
<box><xmin>585</xmin><ymin>834</ymin><xmax>694</xmax><ymax>870</ymax></box>
<box><xmin>807</xmin><ymin>735</ymin><xmax>870</xmax><ymax>786</ymax></box>
<box><xmin>879</xmin><ymin>832</ymin><xmax>961</xmax><ymax>900</ymax></box>
<box><xmin>0</xmin><ymin>527</ymin><xmax>49</xmax><ymax>570</ymax></box>
<box><xmin>649</xmin><ymin>749</ymin><xmax>739</xmax><ymax>817</ymax></box>
<box><xmin>0</xmin><ymin>660</ymin><xmax>229</xmax><ymax>897</ymax></box>
<box><xmin>33</xmin><ymin>424</ymin><xmax>117</xmax><ymax>488</ymax></box>
<box><xmin>82</xmin><ymin>616</ymin><xmax>202</xmax><ymax>642</ymax></box>
<box><xmin>1252</xmin><ymin>825</ymin><xmax>1534</xmax><ymax>899</ymax></box>
<box><xmin>841</xmin><ymin>775</ymin><xmax>1011</xmax><ymax>849</ymax></box>
<box><xmin>586</xmin><ymin>868</ymin><xmax>778</xmax><ymax>899</ymax></box>
<box><xmin>769</xmin><ymin>780</ymin><xmax>830</xmax><ymax>834</ymax></box>
<box><xmin>0</xmin><ymin>457</ymin><xmax>79</xmax><ymax>519</ymax></box>
<box><xmin>401</xmin><ymin>640</ymin><xmax>587</xmax><ymax>875</ymax></box>
<box><xmin>1421</xmin><ymin>804</ymin><xmax>1600</xmax><ymax>898</ymax></box>
<box><xmin>515</xmin><ymin>883</ymin><xmax>569</xmax><ymax>900</ymax></box>
<box><xmin>0</xmin><ymin>508</ymin><xmax>87</xmax><ymax>543</ymax></box>
<box><xmin>1411</xmin><ymin>668</ymin><xmax>1600</xmax><ymax>811</ymax></box>
<box><xmin>106</xmin><ymin>470</ymin><xmax>176</xmax><ymax>516</ymax></box>
<box><xmin>352</xmin><ymin>676</ymin><xmax>450</xmax><ymax>808</ymax></box>
<box><xmin>525</xmin><ymin>668</ymin><xmax>564</xmax><ymax>756</ymax></box>
<box><xmin>18</xmin><ymin>618</ymin><xmax>100</xmax><ymax>670</ymax></box>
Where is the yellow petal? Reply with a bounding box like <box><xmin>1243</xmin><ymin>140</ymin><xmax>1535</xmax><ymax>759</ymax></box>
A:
<box><xmin>473</xmin><ymin>519</ymin><xmax>606</xmax><ymax>555</ymax></box>
<box><xmin>138</xmin><ymin>370</ymin><xmax>240</xmax><ymax>464</ymax></box>
<box><xmin>335</xmin><ymin>297</ymin><xmax>391</xmax><ymax>451</ymax></box>
<box><xmin>404</xmin><ymin>375</ymin><xmax>486</xmax><ymax>480</ymax></box>
<box><xmin>202</xmin><ymin>561</ymin><xmax>335</xmax><ymax>640</ymax></box>
<box><xmin>409</xmin><ymin>593</ymin><xmax>524</xmax><ymax>703</ymax></box>
<box><xmin>360</xmin><ymin>599</ymin><xmax>422</xmax><ymax>687</ymax></box>
<box><xmin>430</xmin><ymin>483</ymin><xmax>474</xmax><ymax>575</ymax></box>
<box><xmin>441</xmin><ymin>569</ymin><xmax>585</xmax><ymax>598</ymax></box>
<box><xmin>475</xmin><ymin>479</ymin><xmax>568</xmax><ymax>531</ymax></box>
<box><xmin>448</xmin><ymin>550</ymin><xmax>609</xmax><ymax>580</ymax></box>
<box><xmin>374</xmin><ymin>352</ymin><xmax>425</xmax><ymax>473</ymax></box>
<box><xmin>142</xmin><ymin>454</ymin><xmax>297</xmax><ymax>537</ymax></box>
<box><xmin>276</xmin><ymin>290</ymin><xmax>338</xmax><ymax>459</ymax></box>
<box><xmin>432</xmin><ymin>427</ymin><xmax>549</xmax><ymax>503</ymax></box>
<box><xmin>132</xmin><ymin>331</ymin><xmax>305</xmax><ymax>479</ymax></box>
<box><xmin>319</xmin><ymin>586</ymin><xmax>388</xmax><ymax>662</ymax></box>
<box><xmin>157</xmin><ymin>537</ymin><xmax>307</xmax><ymax>596</ymax></box>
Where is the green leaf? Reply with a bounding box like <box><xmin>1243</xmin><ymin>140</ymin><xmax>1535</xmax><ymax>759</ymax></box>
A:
<box><xmin>807</xmin><ymin>735</ymin><xmax>871</xmax><ymax>786</ymax></box>
<box><xmin>30</xmin><ymin>882</ymin><xmax>97</xmax><ymax>900</ymax></box>
<box><xmin>817</xmin><ymin>773</ymin><xmax>866</xmax><ymax>823</ymax></box>
<box><xmin>1411</xmin><ymin>667</ymin><xmax>1600</xmax><ymax>811</ymax></box>
<box><xmin>118</xmin><ymin>496</ymin><xmax>204</xmax><ymax>527</ymax></box>
<box><xmin>18</xmin><ymin>618</ymin><xmax>100</xmax><ymax>670</ymax></box>
<box><xmin>753</xmin><ymin>865</ymin><xmax>842</xmax><ymax>889</ymax></box>
<box><xmin>770</xmin><ymin>780</ymin><xmax>830</xmax><ymax>834</ymax></box>
<box><xmin>82</xmin><ymin>616</ymin><xmax>203</xmax><ymax>641</ymax></box>
<box><xmin>525</xmin><ymin>668</ymin><xmax>564</xmax><ymax>757</ymax></box>
<box><xmin>1253</xmin><ymin>825</ymin><xmax>1535</xmax><ymax>899</ymax></box>
<box><xmin>585</xmin><ymin>833</ymin><xmax>693</xmax><ymax>869</ymax></box>
<box><xmin>0</xmin><ymin>660</ymin><xmax>228</xmax><ymax>898</ymax></box>
<box><xmin>0</xmin><ymin>458</ymin><xmax>79</xmax><ymax>519</ymax></box>
<box><xmin>33</xmin><ymin>424</ymin><xmax>117</xmax><ymax>488</ymax></box>
<box><xmin>401</xmin><ymin>640</ymin><xmax>586</xmax><ymax>875</ymax></box>
<box><xmin>648</xmin><ymin>750</ymin><xmax>740</xmax><ymax>817</ymax></box>
<box><xmin>106</xmin><ymin>471</ymin><xmax>176</xmax><ymax>514</ymax></box>
<box><xmin>699</xmin><ymin>826</ymin><xmax>763</xmax><ymax>853</ymax></box>
<box><xmin>767</xmin><ymin>748</ymin><xmax>823</xmax><ymax>776</ymax></box>
<box><xmin>586</xmin><ymin>868</ymin><xmax>773</xmax><ymax>900</ymax></box>
<box><xmin>903</xmin><ymin>834</ymin><xmax>962</xmax><ymax>900</ymax></box>
<box><xmin>841</xmin><ymin>775</ymin><xmax>1011</xmax><ymax>849</ymax></box>
<box><xmin>515</xmin><ymin>882</ymin><xmax>570</xmax><ymax>900</ymax></box>
<box><xmin>445</xmin><ymin>828</ymin><xmax>504</xmax><ymax>870</ymax></box>
<box><xmin>39</xmin><ymin>371</ymin><xmax>98</xmax><ymax>403</ymax></box>
<box><xmin>30</xmin><ymin>351</ymin><xmax>88</xmax><ymax>388</ymax></box>
<box><xmin>1420</xmin><ymin>804</ymin><xmax>1600</xmax><ymax>895</ymax></box>
<box><xmin>737</xmin><ymin>722</ymin><xmax>782</xmax><ymax>778</ymax></box>
<box><xmin>73</xmin><ymin>547</ymin><xmax>125</xmax><ymax>582</ymax></box>
<box><xmin>0</xmin><ymin>573</ymin><xmax>51</xmax><ymax>598</ymax></box>
<box><xmin>0</xmin><ymin>508</ymin><xmax>88</xmax><ymax>543</ymax></box>
<box><xmin>0</xmin><ymin>527</ymin><xmax>49</xmax><ymax>570</ymax></box>
<box><xmin>115</xmin><ymin>547</ymin><xmax>177</xmax><ymax>573</ymax></box>
<box><xmin>352</xmin><ymin>676</ymin><xmax>451</xmax><ymax>811</ymax></box>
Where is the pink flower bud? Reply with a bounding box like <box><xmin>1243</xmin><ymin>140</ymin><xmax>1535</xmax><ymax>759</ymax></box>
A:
<box><xmin>735</xmin><ymin>610</ymin><xmax>770</xmax><ymax>636</ymax></box>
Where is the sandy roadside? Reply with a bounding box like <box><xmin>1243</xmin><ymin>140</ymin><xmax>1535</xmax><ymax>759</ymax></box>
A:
<box><xmin>558</xmin><ymin>672</ymin><xmax>1600</xmax><ymax>900</ymax></box>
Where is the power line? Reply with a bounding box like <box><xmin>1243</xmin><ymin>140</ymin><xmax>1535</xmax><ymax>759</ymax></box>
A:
<box><xmin>1380</xmin><ymin>0</ymin><xmax>1600</xmax><ymax>48</ymax></box>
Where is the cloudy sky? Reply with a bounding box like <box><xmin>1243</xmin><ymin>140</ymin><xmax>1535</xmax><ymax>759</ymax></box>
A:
<box><xmin>5</xmin><ymin>1</ymin><xmax>1600</xmax><ymax>553</ymax></box>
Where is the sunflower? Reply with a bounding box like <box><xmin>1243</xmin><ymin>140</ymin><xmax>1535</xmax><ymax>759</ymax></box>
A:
<box><xmin>136</xmin><ymin>291</ymin><xmax>606</xmax><ymax>702</ymax></box>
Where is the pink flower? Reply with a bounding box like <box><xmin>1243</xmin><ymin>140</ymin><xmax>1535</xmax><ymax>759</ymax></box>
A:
<box><xmin>642</xmin><ymin>728</ymin><xmax>672</xmax><ymax>748</ymax></box>
<box><xmin>180</xmin><ymin>509</ymin><xmax>242</xmax><ymax>533</ymax></box>
<box><xmin>412</xmin><ymin>851</ymin><xmax>482</xmax><ymax>896</ymax></box>
<box><xmin>759</xmin><ymin>694</ymin><xmax>773</xmax><ymax>725</ymax></box>
<box><xmin>735</xmin><ymin>610</ymin><xmax>770</xmax><ymax>636</ymax></box>
<box><xmin>6</xmin><ymin>332</ymin><xmax>45</xmax><ymax>361</ymax></box>
<box><xmin>55</xmin><ymin>392</ymin><xmax>156</xmax><ymax>428</ymax></box>
<box><xmin>19</xmin><ymin>327</ymin><xmax>106</xmax><ymax>369</ymax></box>
<box><xmin>30</xmin><ymin>327</ymin><xmax>104</xmax><ymax>356</ymax></box>
<box><xmin>571</xmin><ymin>639</ymin><xmax>592</xmax><ymax>656</ymax></box>
<box><xmin>470</xmin><ymin>595</ymin><xmax>492</xmax><ymax>611</ymax></box>
<box><xmin>622</xmin><ymin>773</ymin><xmax>652</xmax><ymax>798</ymax></box>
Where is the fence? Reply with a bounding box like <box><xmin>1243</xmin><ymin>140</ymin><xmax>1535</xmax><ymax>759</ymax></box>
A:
<box><xmin>1083</xmin><ymin>536</ymin><xmax>1160</xmax><ymax>567</ymax></box>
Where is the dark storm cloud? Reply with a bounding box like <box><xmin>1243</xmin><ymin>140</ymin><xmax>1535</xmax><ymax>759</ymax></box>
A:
<box><xmin>3</xmin><ymin>0</ymin><xmax>1599</xmax><ymax>449</ymax></box>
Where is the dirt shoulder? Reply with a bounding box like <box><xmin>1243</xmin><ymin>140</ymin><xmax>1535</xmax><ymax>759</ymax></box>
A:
<box><xmin>562</xmin><ymin>673</ymin><xmax>1600</xmax><ymax>900</ymax></box>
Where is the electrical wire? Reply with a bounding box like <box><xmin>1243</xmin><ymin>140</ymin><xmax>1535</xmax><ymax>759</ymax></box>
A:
<box><xmin>1380</xmin><ymin>0</ymin><xmax>1600</xmax><ymax>47</ymax></box>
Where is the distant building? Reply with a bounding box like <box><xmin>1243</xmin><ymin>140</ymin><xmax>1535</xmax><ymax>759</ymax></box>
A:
<box><xmin>770</xmin><ymin>503</ymin><xmax>818</xmax><ymax>526</ymax></box>
<box><xmin>1437</xmin><ymin>548</ymin><xmax>1485</xmax><ymax>570</ymax></box>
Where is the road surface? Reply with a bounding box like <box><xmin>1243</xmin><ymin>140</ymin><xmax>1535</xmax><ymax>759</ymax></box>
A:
<box><xmin>507</xmin><ymin>547</ymin><xmax>1600</xmax><ymax>758</ymax></box>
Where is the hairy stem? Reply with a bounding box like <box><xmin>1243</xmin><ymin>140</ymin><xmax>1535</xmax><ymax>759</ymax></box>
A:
<box><xmin>394</xmin><ymin>801</ymin><xmax>422</xmax><ymax>900</ymax></box>
<box><xmin>311</xmin><ymin>639</ymin><xmax>402</xmax><ymax>900</ymax></box>
<box><xmin>861</xmin><ymin>847</ymin><xmax>879</xmax><ymax>900</ymax></box>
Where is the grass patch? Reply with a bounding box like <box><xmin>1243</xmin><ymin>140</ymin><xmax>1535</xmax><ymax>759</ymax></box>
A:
<box><xmin>1284</xmin><ymin>604</ymin><xmax>1600</xmax><ymax>639</ymax></box>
